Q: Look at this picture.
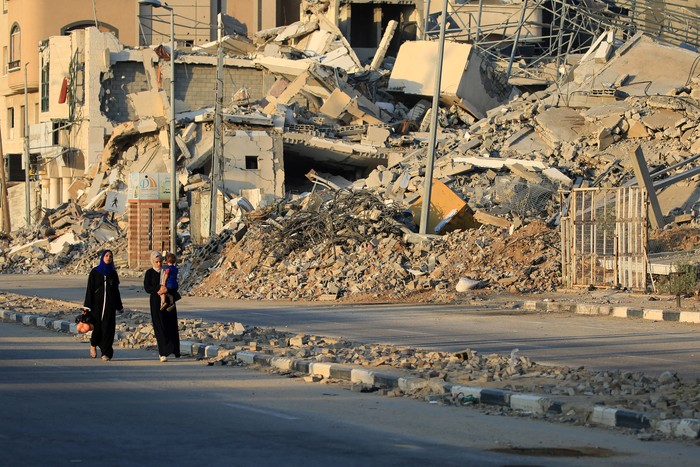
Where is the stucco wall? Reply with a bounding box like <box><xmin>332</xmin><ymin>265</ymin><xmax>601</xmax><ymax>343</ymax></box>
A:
<box><xmin>221</xmin><ymin>130</ymin><xmax>284</xmax><ymax>200</ymax></box>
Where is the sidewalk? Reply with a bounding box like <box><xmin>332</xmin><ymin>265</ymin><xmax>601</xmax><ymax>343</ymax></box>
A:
<box><xmin>3</xmin><ymin>292</ymin><xmax>700</xmax><ymax>441</ymax></box>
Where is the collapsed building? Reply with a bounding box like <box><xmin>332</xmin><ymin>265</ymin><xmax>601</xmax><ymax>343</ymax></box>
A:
<box><xmin>3</xmin><ymin>4</ymin><xmax>700</xmax><ymax>300</ymax></box>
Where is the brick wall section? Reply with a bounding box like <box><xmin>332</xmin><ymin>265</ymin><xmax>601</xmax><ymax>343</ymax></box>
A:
<box><xmin>102</xmin><ymin>62</ymin><xmax>150</xmax><ymax>122</ymax></box>
<box><xmin>103</xmin><ymin>62</ymin><xmax>271</xmax><ymax>123</ymax></box>
<box><xmin>163</xmin><ymin>64</ymin><xmax>269</xmax><ymax>110</ymax></box>
<box><xmin>127</xmin><ymin>200</ymin><xmax>170</xmax><ymax>270</ymax></box>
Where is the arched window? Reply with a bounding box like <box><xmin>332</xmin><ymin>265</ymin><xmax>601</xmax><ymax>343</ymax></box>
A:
<box><xmin>9</xmin><ymin>23</ymin><xmax>20</xmax><ymax>70</ymax></box>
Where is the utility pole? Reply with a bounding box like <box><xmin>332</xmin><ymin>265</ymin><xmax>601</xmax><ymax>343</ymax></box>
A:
<box><xmin>23</xmin><ymin>64</ymin><xmax>31</xmax><ymax>229</ymax></box>
<box><xmin>419</xmin><ymin>0</ymin><xmax>448</xmax><ymax>235</ymax></box>
<box><xmin>0</xmin><ymin>124</ymin><xmax>11</xmax><ymax>234</ymax></box>
<box><xmin>209</xmin><ymin>13</ymin><xmax>224</xmax><ymax>237</ymax></box>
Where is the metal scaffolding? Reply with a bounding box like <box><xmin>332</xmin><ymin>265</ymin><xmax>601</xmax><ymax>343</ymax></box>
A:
<box><xmin>426</xmin><ymin>0</ymin><xmax>700</xmax><ymax>85</ymax></box>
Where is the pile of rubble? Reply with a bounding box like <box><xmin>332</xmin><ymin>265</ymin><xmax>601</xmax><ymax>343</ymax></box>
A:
<box><xmin>3</xmin><ymin>291</ymin><xmax>698</xmax><ymax>430</ymax></box>
<box><xmin>186</xmin><ymin>188</ymin><xmax>562</xmax><ymax>300</ymax></box>
<box><xmin>0</xmin><ymin>202</ymin><xmax>134</xmax><ymax>276</ymax></box>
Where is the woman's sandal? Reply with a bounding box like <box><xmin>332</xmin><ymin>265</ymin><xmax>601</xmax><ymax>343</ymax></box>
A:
<box><xmin>90</xmin><ymin>346</ymin><xmax>97</xmax><ymax>358</ymax></box>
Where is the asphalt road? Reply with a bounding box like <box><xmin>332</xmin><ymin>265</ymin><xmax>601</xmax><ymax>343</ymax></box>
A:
<box><xmin>2</xmin><ymin>322</ymin><xmax>700</xmax><ymax>467</ymax></box>
<box><xmin>1</xmin><ymin>274</ymin><xmax>700</xmax><ymax>378</ymax></box>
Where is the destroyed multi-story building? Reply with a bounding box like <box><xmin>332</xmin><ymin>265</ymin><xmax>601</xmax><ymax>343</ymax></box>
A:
<box><xmin>3</xmin><ymin>1</ymin><xmax>700</xmax><ymax>296</ymax></box>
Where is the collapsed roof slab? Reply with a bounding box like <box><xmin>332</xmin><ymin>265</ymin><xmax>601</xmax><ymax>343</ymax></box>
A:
<box><xmin>571</xmin><ymin>34</ymin><xmax>700</xmax><ymax>98</ymax></box>
<box><xmin>657</xmin><ymin>183</ymin><xmax>700</xmax><ymax>216</ymax></box>
<box><xmin>283</xmin><ymin>133</ymin><xmax>388</xmax><ymax>169</ymax></box>
<box><xmin>388</xmin><ymin>40</ymin><xmax>512</xmax><ymax>119</ymax></box>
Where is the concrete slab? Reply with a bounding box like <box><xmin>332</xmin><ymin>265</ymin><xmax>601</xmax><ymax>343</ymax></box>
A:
<box><xmin>573</xmin><ymin>34</ymin><xmax>700</xmax><ymax>98</ymax></box>
<box><xmin>507</xmin><ymin>162</ymin><xmax>542</xmax><ymax>183</ymax></box>
<box><xmin>535</xmin><ymin>107</ymin><xmax>592</xmax><ymax>148</ymax></box>
<box><xmin>388</xmin><ymin>40</ymin><xmax>509</xmax><ymax>118</ymax></box>
<box><xmin>641</xmin><ymin>109</ymin><xmax>686</xmax><ymax>131</ymax></box>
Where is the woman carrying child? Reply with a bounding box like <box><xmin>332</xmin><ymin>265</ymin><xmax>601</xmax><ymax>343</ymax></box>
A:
<box><xmin>144</xmin><ymin>251</ymin><xmax>181</xmax><ymax>362</ymax></box>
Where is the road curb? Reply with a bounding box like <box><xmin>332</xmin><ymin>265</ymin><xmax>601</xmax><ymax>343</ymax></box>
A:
<box><xmin>590</xmin><ymin>406</ymin><xmax>651</xmax><ymax>429</ymax></box>
<box><xmin>448</xmin><ymin>384</ymin><xmax>562</xmax><ymax>415</ymax></box>
<box><xmin>3</xmin><ymin>307</ymin><xmax>700</xmax><ymax>439</ymax></box>
<box><xmin>521</xmin><ymin>300</ymin><xmax>700</xmax><ymax>324</ymax></box>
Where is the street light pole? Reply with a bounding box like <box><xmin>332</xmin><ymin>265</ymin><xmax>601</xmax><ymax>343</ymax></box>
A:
<box><xmin>139</xmin><ymin>0</ymin><xmax>176</xmax><ymax>254</ymax></box>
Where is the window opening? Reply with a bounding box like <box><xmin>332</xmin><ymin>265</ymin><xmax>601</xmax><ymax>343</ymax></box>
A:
<box><xmin>245</xmin><ymin>156</ymin><xmax>258</xmax><ymax>170</ymax></box>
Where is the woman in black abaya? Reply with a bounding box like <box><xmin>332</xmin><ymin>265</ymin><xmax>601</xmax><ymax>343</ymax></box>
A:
<box><xmin>83</xmin><ymin>249</ymin><xmax>123</xmax><ymax>361</ymax></box>
<box><xmin>144</xmin><ymin>250</ymin><xmax>181</xmax><ymax>362</ymax></box>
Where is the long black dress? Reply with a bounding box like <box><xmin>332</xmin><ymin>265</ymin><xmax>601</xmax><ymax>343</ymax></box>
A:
<box><xmin>83</xmin><ymin>268</ymin><xmax>123</xmax><ymax>359</ymax></box>
<box><xmin>144</xmin><ymin>268</ymin><xmax>181</xmax><ymax>358</ymax></box>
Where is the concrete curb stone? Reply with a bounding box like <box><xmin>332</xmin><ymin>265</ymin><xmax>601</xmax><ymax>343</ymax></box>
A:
<box><xmin>522</xmin><ymin>300</ymin><xmax>700</xmax><ymax>324</ymax></box>
<box><xmin>591</xmin><ymin>406</ymin><xmax>651</xmax><ymax>429</ymax></box>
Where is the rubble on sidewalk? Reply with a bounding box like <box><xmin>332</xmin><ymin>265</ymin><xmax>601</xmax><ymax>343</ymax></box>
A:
<box><xmin>3</xmin><ymin>290</ymin><xmax>700</xmax><ymax>437</ymax></box>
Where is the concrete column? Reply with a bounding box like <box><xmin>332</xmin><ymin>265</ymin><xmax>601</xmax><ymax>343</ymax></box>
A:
<box><xmin>49</xmin><ymin>177</ymin><xmax>60</xmax><ymax>208</ymax></box>
<box><xmin>374</xmin><ymin>7</ymin><xmax>383</xmax><ymax>46</ymax></box>
<box><xmin>62</xmin><ymin>177</ymin><xmax>71</xmax><ymax>203</ymax></box>
<box><xmin>41</xmin><ymin>179</ymin><xmax>50</xmax><ymax>210</ymax></box>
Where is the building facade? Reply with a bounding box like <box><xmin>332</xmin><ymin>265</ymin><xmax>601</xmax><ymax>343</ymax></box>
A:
<box><xmin>0</xmin><ymin>0</ymin><xmax>294</xmax><ymax>230</ymax></box>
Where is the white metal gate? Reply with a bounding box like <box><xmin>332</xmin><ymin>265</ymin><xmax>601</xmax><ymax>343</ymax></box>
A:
<box><xmin>561</xmin><ymin>186</ymin><xmax>648</xmax><ymax>290</ymax></box>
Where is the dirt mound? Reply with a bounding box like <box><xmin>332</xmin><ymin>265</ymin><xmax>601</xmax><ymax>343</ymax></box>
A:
<box><xmin>649</xmin><ymin>226</ymin><xmax>700</xmax><ymax>253</ymax></box>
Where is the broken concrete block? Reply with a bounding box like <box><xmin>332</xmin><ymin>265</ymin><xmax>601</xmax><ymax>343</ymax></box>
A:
<box><xmin>9</xmin><ymin>238</ymin><xmax>50</xmax><ymax>256</ymax></box>
<box><xmin>507</xmin><ymin>163</ymin><xmax>542</xmax><ymax>184</ymax></box>
<box><xmin>542</xmin><ymin>167</ymin><xmax>573</xmax><ymax>186</ymax></box>
<box><xmin>473</xmin><ymin>210</ymin><xmax>510</xmax><ymax>228</ymax></box>
<box><xmin>67</xmin><ymin>179</ymin><xmax>89</xmax><ymax>202</ymax></box>
<box><xmin>365</xmin><ymin>126</ymin><xmax>391</xmax><ymax>145</ymax></box>
<box><xmin>641</xmin><ymin>109</ymin><xmax>686</xmax><ymax>131</ymax></box>
<box><xmin>299</xmin><ymin>29</ymin><xmax>333</xmax><ymax>56</ymax></box>
<box><xmin>369</xmin><ymin>19</ymin><xmax>398</xmax><ymax>70</ymax></box>
<box><xmin>389</xmin><ymin>40</ymin><xmax>511</xmax><ymax>119</ymax></box>
<box><xmin>92</xmin><ymin>220</ymin><xmax>120</xmax><ymax>243</ymax></box>
<box><xmin>626</xmin><ymin>119</ymin><xmax>649</xmax><ymax>138</ymax></box>
<box><xmin>84</xmin><ymin>173</ymin><xmax>105</xmax><ymax>207</ymax></box>
<box><xmin>365</xmin><ymin>170</ymin><xmax>382</xmax><ymax>189</ymax></box>
<box><xmin>48</xmin><ymin>232</ymin><xmax>81</xmax><ymax>255</ymax></box>
<box><xmin>596</xmin><ymin>127</ymin><xmax>615</xmax><ymax>151</ymax></box>
<box><xmin>535</xmin><ymin>107</ymin><xmax>592</xmax><ymax>148</ymax></box>
<box><xmin>274</xmin><ymin>19</ymin><xmax>319</xmax><ymax>42</ymax></box>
